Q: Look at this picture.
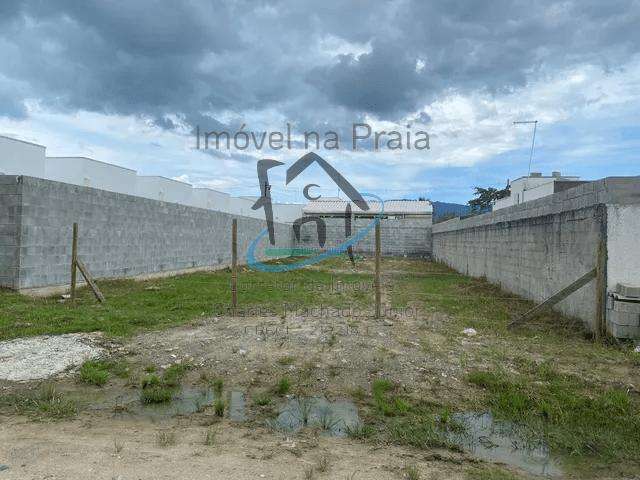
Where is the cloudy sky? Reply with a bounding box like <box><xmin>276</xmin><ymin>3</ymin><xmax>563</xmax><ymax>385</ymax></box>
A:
<box><xmin>1</xmin><ymin>0</ymin><xmax>639</xmax><ymax>204</ymax></box>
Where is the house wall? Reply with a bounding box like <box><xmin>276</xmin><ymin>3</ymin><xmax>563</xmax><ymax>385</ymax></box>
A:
<box><xmin>45</xmin><ymin>157</ymin><xmax>138</xmax><ymax>196</ymax></box>
<box><xmin>296</xmin><ymin>216</ymin><xmax>432</xmax><ymax>256</ymax></box>
<box><xmin>0</xmin><ymin>175</ymin><xmax>293</xmax><ymax>292</ymax></box>
<box><xmin>0</xmin><ymin>136</ymin><xmax>46</xmax><ymax>177</ymax></box>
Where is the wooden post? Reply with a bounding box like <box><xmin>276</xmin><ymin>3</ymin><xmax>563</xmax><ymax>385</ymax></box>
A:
<box><xmin>70</xmin><ymin>222</ymin><xmax>78</xmax><ymax>300</ymax></box>
<box><xmin>509</xmin><ymin>268</ymin><xmax>597</xmax><ymax>327</ymax></box>
<box><xmin>231</xmin><ymin>219</ymin><xmax>238</xmax><ymax>316</ymax></box>
<box><xmin>76</xmin><ymin>259</ymin><xmax>105</xmax><ymax>303</ymax></box>
<box><xmin>595</xmin><ymin>237</ymin><xmax>607</xmax><ymax>340</ymax></box>
<box><xmin>375</xmin><ymin>221</ymin><xmax>381</xmax><ymax>319</ymax></box>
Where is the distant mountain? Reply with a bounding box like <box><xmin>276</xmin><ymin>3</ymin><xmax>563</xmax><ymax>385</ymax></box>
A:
<box><xmin>431</xmin><ymin>201</ymin><xmax>471</xmax><ymax>222</ymax></box>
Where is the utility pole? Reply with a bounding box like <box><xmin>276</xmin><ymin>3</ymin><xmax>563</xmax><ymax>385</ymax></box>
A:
<box><xmin>513</xmin><ymin>120</ymin><xmax>538</xmax><ymax>202</ymax></box>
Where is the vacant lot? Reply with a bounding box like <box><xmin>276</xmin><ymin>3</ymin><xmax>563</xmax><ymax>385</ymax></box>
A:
<box><xmin>1</xmin><ymin>257</ymin><xmax>639</xmax><ymax>480</ymax></box>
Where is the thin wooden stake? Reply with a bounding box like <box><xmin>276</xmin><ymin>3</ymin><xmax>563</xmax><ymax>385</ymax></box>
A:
<box><xmin>375</xmin><ymin>221</ymin><xmax>381</xmax><ymax>319</ymax></box>
<box><xmin>595</xmin><ymin>237</ymin><xmax>607</xmax><ymax>340</ymax></box>
<box><xmin>76</xmin><ymin>258</ymin><xmax>105</xmax><ymax>303</ymax></box>
<box><xmin>70</xmin><ymin>222</ymin><xmax>78</xmax><ymax>300</ymax></box>
<box><xmin>231</xmin><ymin>218</ymin><xmax>238</xmax><ymax>316</ymax></box>
<box><xmin>509</xmin><ymin>268</ymin><xmax>597</xmax><ymax>327</ymax></box>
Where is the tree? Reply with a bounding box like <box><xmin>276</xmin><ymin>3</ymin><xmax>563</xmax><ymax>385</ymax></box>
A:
<box><xmin>468</xmin><ymin>186</ymin><xmax>510</xmax><ymax>212</ymax></box>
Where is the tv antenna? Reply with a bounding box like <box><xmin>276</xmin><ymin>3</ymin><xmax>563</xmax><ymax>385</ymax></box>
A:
<box><xmin>513</xmin><ymin>120</ymin><xmax>538</xmax><ymax>176</ymax></box>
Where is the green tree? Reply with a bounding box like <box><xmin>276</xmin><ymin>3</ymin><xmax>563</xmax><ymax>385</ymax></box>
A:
<box><xmin>468</xmin><ymin>186</ymin><xmax>510</xmax><ymax>212</ymax></box>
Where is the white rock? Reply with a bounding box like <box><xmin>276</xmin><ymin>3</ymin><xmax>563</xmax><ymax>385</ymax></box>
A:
<box><xmin>462</xmin><ymin>328</ymin><xmax>477</xmax><ymax>336</ymax></box>
<box><xmin>634</xmin><ymin>345</ymin><xmax>640</xmax><ymax>353</ymax></box>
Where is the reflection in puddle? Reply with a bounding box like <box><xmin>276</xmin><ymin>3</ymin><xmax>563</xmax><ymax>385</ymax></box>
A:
<box><xmin>271</xmin><ymin>397</ymin><xmax>361</xmax><ymax>437</ymax></box>
<box><xmin>446</xmin><ymin>412</ymin><xmax>563</xmax><ymax>477</ymax></box>
<box><xmin>228</xmin><ymin>391</ymin><xmax>246</xmax><ymax>422</ymax></box>
<box><xmin>86</xmin><ymin>387</ymin><xmax>248</xmax><ymax>421</ymax></box>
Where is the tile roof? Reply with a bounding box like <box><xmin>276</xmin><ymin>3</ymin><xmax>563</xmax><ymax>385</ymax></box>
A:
<box><xmin>303</xmin><ymin>199</ymin><xmax>432</xmax><ymax>215</ymax></box>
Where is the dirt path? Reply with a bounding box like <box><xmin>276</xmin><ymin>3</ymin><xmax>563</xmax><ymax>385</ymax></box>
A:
<box><xmin>0</xmin><ymin>414</ymin><xmax>467</xmax><ymax>480</ymax></box>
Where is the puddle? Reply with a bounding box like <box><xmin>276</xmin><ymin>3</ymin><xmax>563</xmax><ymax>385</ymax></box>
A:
<box><xmin>81</xmin><ymin>386</ymin><xmax>249</xmax><ymax>422</ymax></box>
<box><xmin>228</xmin><ymin>391</ymin><xmax>246</xmax><ymax>421</ymax></box>
<box><xmin>270</xmin><ymin>397</ymin><xmax>360</xmax><ymax>437</ymax></box>
<box><xmin>445</xmin><ymin>412</ymin><xmax>562</xmax><ymax>477</ymax></box>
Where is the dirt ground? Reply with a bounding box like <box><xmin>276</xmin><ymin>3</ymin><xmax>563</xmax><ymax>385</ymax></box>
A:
<box><xmin>1</xmin><ymin>258</ymin><xmax>638</xmax><ymax>480</ymax></box>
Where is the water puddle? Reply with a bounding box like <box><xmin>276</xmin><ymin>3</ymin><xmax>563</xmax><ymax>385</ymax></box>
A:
<box><xmin>445</xmin><ymin>412</ymin><xmax>562</xmax><ymax>477</ymax></box>
<box><xmin>83</xmin><ymin>387</ymin><xmax>247</xmax><ymax>421</ymax></box>
<box><xmin>270</xmin><ymin>397</ymin><xmax>361</xmax><ymax>437</ymax></box>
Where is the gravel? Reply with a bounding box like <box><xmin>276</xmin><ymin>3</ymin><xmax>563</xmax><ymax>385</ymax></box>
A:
<box><xmin>0</xmin><ymin>333</ymin><xmax>104</xmax><ymax>381</ymax></box>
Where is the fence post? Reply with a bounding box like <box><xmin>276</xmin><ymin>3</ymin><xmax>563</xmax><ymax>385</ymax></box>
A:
<box><xmin>70</xmin><ymin>222</ymin><xmax>78</xmax><ymax>300</ymax></box>
<box><xmin>595</xmin><ymin>236</ymin><xmax>607</xmax><ymax>340</ymax></box>
<box><xmin>375</xmin><ymin>221</ymin><xmax>381</xmax><ymax>318</ymax></box>
<box><xmin>231</xmin><ymin>218</ymin><xmax>238</xmax><ymax>316</ymax></box>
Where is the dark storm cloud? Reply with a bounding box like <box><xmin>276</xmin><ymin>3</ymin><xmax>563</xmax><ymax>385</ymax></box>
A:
<box><xmin>0</xmin><ymin>0</ymin><xmax>638</xmax><ymax>127</ymax></box>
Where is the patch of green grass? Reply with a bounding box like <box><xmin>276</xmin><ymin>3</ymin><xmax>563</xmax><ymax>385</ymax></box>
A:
<box><xmin>214</xmin><ymin>398</ymin><xmax>226</xmax><ymax>417</ymax></box>
<box><xmin>212</xmin><ymin>378</ymin><xmax>224</xmax><ymax>396</ymax></box>
<box><xmin>1</xmin><ymin>384</ymin><xmax>78</xmax><ymax>419</ymax></box>
<box><xmin>465</xmin><ymin>466</ymin><xmax>523</xmax><ymax>480</ymax></box>
<box><xmin>275</xmin><ymin>376</ymin><xmax>291</xmax><ymax>395</ymax></box>
<box><xmin>162</xmin><ymin>363</ymin><xmax>190</xmax><ymax>387</ymax></box>
<box><xmin>467</xmin><ymin>366</ymin><xmax>640</xmax><ymax>473</ymax></box>
<box><xmin>139</xmin><ymin>367</ymin><xmax>187</xmax><ymax>404</ymax></box>
<box><xmin>402</xmin><ymin>464</ymin><xmax>420</xmax><ymax>480</ymax></box>
<box><xmin>0</xmin><ymin>267</ymin><xmax>373</xmax><ymax>341</ymax></box>
<box><xmin>79</xmin><ymin>360</ymin><xmax>110</xmax><ymax>386</ymax></box>
<box><xmin>253</xmin><ymin>392</ymin><xmax>272</xmax><ymax>406</ymax></box>
<box><xmin>344</xmin><ymin>422</ymin><xmax>375</xmax><ymax>439</ymax></box>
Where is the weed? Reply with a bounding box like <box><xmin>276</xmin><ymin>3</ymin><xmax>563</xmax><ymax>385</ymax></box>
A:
<box><xmin>163</xmin><ymin>363</ymin><xmax>190</xmax><ymax>387</ymax></box>
<box><xmin>277</xmin><ymin>355</ymin><xmax>295</xmax><ymax>366</ymax></box>
<box><xmin>345</xmin><ymin>422</ymin><xmax>374</xmax><ymax>439</ymax></box>
<box><xmin>155</xmin><ymin>430</ymin><xmax>176</xmax><ymax>447</ymax></box>
<box><xmin>140</xmin><ymin>384</ymin><xmax>174</xmax><ymax>404</ymax></box>
<box><xmin>253</xmin><ymin>392</ymin><xmax>272</xmax><ymax>406</ymax></box>
<box><xmin>212</xmin><ymin>378</ymin><xmax>224</xmax><ymax>396</ymax></box>
<box><xmin>214</xmin><ymin>398</ymin><xmax>226</xmax><ymax>417</ymax></box>
<box><xmin>316</xmin><ymin>454</ymin><xmax>330</xmax><ymax>473</ymax></box>
<box><xmin>204</xmin><ymin>429</ymin><xmax>216</xmax><ymax>446</ymax></box>
<box><xmin>303</xmin><ymin>466</ymin><xmax>315</xmax><ymax>480</ymax></box>
<box><xmin>114</xmin><ymin>438</ymin><xmax>124</xmax><ymax>454</ymax></box>
<box><xmin>465</xmin><ymin>466</ymin><xmax>522</xmax><ymax>480</ymax></box>
<box><xmin>403</xmin><ymin>464</ymin><xmax>420</xmax><ymax>480</ymax></box>
<box><xmin>79</xmin><ymin>360</ymin><xmax>109</xmax><ymax>386</ymax></box>
<box><xmin>275</xmin><ymin>376</ymin><xmax>291</xmax><ymax>395</ymax></box>
<box><xmin>144</xmin><ymin>364</ymin><xmax>157</xmax><ymax>373</ymax></box>
<box><xmin>349</xmin><ymin>386</ymin><xmax>367</xmax><ymax>402</ymax></box>
<box><xmin>390</xmin><ymin>417</ymin><xmax>454</xmax><ymax>450</ymax></box>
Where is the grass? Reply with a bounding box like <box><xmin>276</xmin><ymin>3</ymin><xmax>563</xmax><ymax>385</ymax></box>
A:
<box><xmin>365</xmin><ymin>378</ymin><xmax>459</xmax><ymax>451</ymax></box>
<box><xmin>212</xmin><ymin>378</ymin><xmax>224</xmax><ymax>396</ymax></box>
<box><xmin>204</xmin><ymin>429</ymin><xmax>216</xmax><ymax>446</ymax></box>
<box><xmin>253</xmin><ymin>392</ymin><xmax>272</xmax><ymax>406</ymax></box>
<box><xmin>465</xmin><ymin>466</ymin><xmax>523</xmax><ymax>480</ymax></box>
<box><xmin>467</xmin><ymin>365</ymin><xmax>640</xmax><ymax>474</ymax></box>
<box><xmin>155</xmin><ymin>430</ymin><xmax>176</xmax><ymax>447</ymax></box>
<box><xmin>275</xmin><ymin>376</ymin><xmax>291</xmax><ymax>395</ymax></box>
<box><xmin>0</xmin><ymin>384</ymin><xmax>77</xmax><ymax>419</ymax></box>
<box><xmin>403</xmin><ymin>464</ymin><xmax>420</xmax><ymax>480</ymax></box>
<box><xmin>0</xmin><ymin>267</ymin><xmax>373</xmax><ymax>340</ymax></box>
<box><xmin>139</xmin><ymin>365</ymin><xmax>190</xmax><ymax>404</ymax></box>
<box><xmin>79</xmin><ymin>360</ymin><xmax>110</xmax><ymax>386</ymax></box>
<box><xmin>214</xmin><ymin>398</ymin><xmax>226</xmax><ymax>417</ymax></box>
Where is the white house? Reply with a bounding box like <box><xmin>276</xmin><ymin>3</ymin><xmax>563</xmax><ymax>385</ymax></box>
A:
<box><xmin>494</xmin><ymin>172</ymin><xmax>589</xmax><ymax>210</ymax></box>
<box><xmin>0</xmin><ymin>135</ymin><xmax>46</xmax><ymax>177</ymax></box>
<box><xmin>45</xmin><ymin>157</ymin><xmax>137</xmax><ymax>195</ymax></box>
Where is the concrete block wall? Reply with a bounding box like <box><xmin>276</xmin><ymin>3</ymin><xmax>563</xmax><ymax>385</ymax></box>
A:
<box><xmin>432</xmin><ymin>176</ymin><xmax>640</xmax><ymax>332</ymax></box>
<box><xmin>0</xmin><ymin>175</ymin><xmax>293</xmax><ymax>292</ymax></box>
<box><xmin>0</xmin><ymin>176</ymin><xmax>21</xmax><ymax>289</ymax></box>
<box><xmin>296</xmin><ymin>216</ymin><xmax>432</xmax><ymax>256</ymax></box>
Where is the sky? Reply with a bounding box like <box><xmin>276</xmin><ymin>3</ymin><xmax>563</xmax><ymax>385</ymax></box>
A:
<box><xmin>0</xmin><ymin>0</ymin><xmax>639</xmax><ymax>204</ymax></box>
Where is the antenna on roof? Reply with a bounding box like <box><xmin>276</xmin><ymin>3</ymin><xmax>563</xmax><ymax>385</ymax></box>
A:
<box><xmin>513</xmin><ymin>120</ymin><xmax>538</xmax><ymax>176</ymax></box>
